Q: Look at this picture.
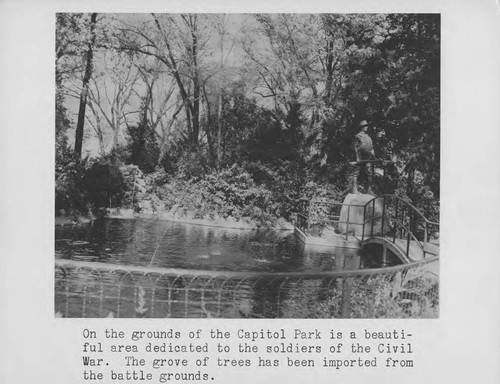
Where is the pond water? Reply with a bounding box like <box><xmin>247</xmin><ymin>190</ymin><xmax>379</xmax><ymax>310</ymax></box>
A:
<box><xmin>55</xmin><ymin>218</ymin><xmax>361</xmax><ymax>272</ymax></box>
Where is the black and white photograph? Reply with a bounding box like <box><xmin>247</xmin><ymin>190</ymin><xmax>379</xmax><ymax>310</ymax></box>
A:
<box><xmin>2</xmin><ymin>1</ymin><xmax>500</xmax><ymax>383</ymax></box>
<box><xmin>54</xmin><ymin>13</ymin><xmax>441</xmax><ymax>319</ymax></box>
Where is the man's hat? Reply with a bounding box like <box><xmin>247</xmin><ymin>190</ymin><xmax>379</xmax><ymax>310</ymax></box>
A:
<box><xmin>359</xmin><ymin>120</ymin><xmax>369</xmax><ymax>127</ymax></box>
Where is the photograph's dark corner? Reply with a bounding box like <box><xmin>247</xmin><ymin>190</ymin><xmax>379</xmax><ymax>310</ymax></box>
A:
<box><xmin>55</xmin><ymin>13</ymin><xmax>440</xmax><ymax>318</ymax></box>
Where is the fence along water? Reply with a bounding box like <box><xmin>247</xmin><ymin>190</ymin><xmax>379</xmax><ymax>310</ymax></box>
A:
<box><xmin>55</xmin><ymin>257</ymin><xmax>438</xmax><ymax>319</ymax></box>
<box><xmin>55</xmin><ymin>194</ymin><xmax>439</xmax><ymax>319</ymax></box>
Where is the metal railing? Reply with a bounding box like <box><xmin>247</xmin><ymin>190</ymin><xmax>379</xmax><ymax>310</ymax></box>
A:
<box><xmin>296</xmin><ymin>199</ymin><xmax>365</xmax><ymax>241</ymax></box>
<box><xmin>296</xmin><ymin>194</ymin><xmax>439</xmax><ymax>261</ymax></box>
<box><xmin>55</xmin><ymin>258</ymin><xmax>438</xmax><ymax>319</ymax></box>
<box><xmin>361</xmin><ymin>195</ymin><xmax>440</xmax><ymax>260</ymax></box>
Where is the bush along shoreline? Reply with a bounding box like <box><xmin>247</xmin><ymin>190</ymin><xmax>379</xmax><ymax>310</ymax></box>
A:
<box><xmin>55</xmin><ymin>160</ymin><xmax>297</xmax><ymax>231</ymax></box>
<box><xmin>55</xmin><ymin>156</ymin><xmax>436</xmax><ymax>230</ymax></box>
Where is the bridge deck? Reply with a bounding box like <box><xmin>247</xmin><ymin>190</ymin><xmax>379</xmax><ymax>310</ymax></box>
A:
<box><xmin>296</xmin><ymin>225</ymin><xmax>439</xmax><ymax>264</ymax></box>
<box><xmin>296</xmin><ymin>194</ymin><xmax>439</xmax><ymax>265</ymax></box>
<box><xmin>359</xmin><ymin>236</ymin><xmax>439</xmax><ymax>262</ymax></box>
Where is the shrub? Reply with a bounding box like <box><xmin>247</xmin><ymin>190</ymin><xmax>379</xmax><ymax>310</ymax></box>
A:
<box><xmin>279</xmin><ymin>272</ymin><xmax>438</xmax><ymax>318</ymax></box>
<box><xmin>201</xmin><ymin>166</ymin><xmax>273</xmax><ymax>212</ymax></box>
<box><xmin>174</xmin><ymin>146</ymin><xmax>210</xmax><ymax>180</ymax></box>
<box><xmin>155</xmin><ymin>165</ymin><xmax>276</xmax><ymax>225</ymax></box>
<box><xmin>83</xmin><ymin>159</ymin><xmax>126</xmax><ymax>210</ymax></box>
<box><xmin>301</xmin><ymin>180</ymin><xmax>343</xmax><ymax>201</ymax></box>
<box><xmin>126</xmin><ymin>117</ymin><xmax>160</xmax><ymax>174</ymax></box>
<box><xmin>55</xmin><ymin>149</ymin><xmax>88</xmax><ymax>214</ymax></box>
<box><xmin>245</xmin><ymin>160</ymin><xmax>303</xmax><ymax>219</ymax></box>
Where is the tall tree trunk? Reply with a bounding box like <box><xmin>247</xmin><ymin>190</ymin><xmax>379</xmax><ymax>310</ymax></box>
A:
<box><xmin>113</xmin><ymin>128</ymin><xmax>120</xmax><ymax>150</ymax></box>
<box><xmin>324</xmin><ymin>39</ymin><xmax>334</xmax><ymax>102</ymax></box>
<box><xmin>157</xmin><ymin>103</ymin><xmax>183</xmax><ymax>166</ymax></box>
<box><xmin>191</xmin><ymin>15</ymin><xmax>200</xmax><ymax>146</ymax></box>
<box><xmin>202</xmin><ymin>85</ymin><xmax>216</xmax><ymax>167</ymax></box>
<box><xmin>87</xmin><ymin>101</ymin><xmax>105</xmax><ymax>155</ymax></box>
<box><xmin>217</xmin><ymin>90</ymin><xmax>222</xmax><ymax>169</ymax></box>
<box><xmin>157</xmin><ymin>135</ymin><xmax>168</xmax><ymax>166</ymax></box>
<box><xmin>152</xmin><ymin>14</ymin><xmax>195</xmax><ymax>144</ymax></box>
<box><xmin>216</xmin><ymin>20</ymin><xmax>224</xmax><ymax>170</ymax></box>
<box><xmin>74</xmin><ymin>13</ymin><xmax>97</xmax><ymax>158</ymax></box>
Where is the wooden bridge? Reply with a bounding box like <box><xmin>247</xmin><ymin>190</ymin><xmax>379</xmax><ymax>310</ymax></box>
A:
<box><xmin>295</xmin><ymin>194</ymin><xmax>439</xmax><ymax>266</ymax></box>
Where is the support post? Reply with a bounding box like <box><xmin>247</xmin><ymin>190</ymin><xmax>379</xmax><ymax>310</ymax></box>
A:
<box><xmin>306</xmin><ymin>201</ymin><xmax>312</xmax><ymax>235</ymax></box>
<box><xmin>406</xmin><ymin>212</ymin><xmax>412</xmax><ymax>259</ymax></box>
<box><xmin>346</xmin><ymin>205</ymin><xmax>350</xmax><ymax>240</ymax></box>
<box><xmin>382</xmin><ymin>244</ymin><xmax>388</xmax><ymax>267</ymax></box>
<box><xmin>371</xmin><ymin>199</ymin><xmax>376</xmax><ymax>237</ymax></box>
<box><xmin>423</xmin><ymin>221</ymin><xmax>428</xmax><ymax>259</ymax></box>
<box><xmin>362</xmin><ymin>204</ymin><xmax>366</xmax><ymax>242</ymax></box>
<box><xmin>341</xmin><ymin>277</ymin><xmax>353</xmax><ymax>318</ymax></box>
<box><xmin>393</xmin><ymin>199</ymin><xmax>398</xmax><ymax>243</ymax></box>
<box><xmin>381</xmin><ymin>197</ymin><xmax>386</xmax><ymax>236</ymax></box>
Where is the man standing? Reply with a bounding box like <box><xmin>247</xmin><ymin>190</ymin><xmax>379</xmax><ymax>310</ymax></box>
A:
<box><xmin>352</xmin><ymin>120</ymin><xmax>376</xmax><ymax>195</ymax></box>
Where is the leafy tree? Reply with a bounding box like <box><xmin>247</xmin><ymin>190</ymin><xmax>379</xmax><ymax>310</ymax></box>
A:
<box><xmin>55</xmin><ymin>13</ymin><xmax>440</xmax><ymax>221</ymax></box>
<box><xmin>74</xmin><ymin>13</ymin><xmax>98</xmax><ymax>158</ymax></box>
<box><xmin>125</xmin><ymin>102</ymin><xmax>160</xmax><ymax>173</ymax></box>
<box><xmin>56</xmin><ymin>13</ymin><xmax>84</xmax><ymax>161</ymax></box>
<box><xmin>83</xmin><ymin>159</ymin><xmax>126</xmax><ymax>209</ymax></box>
<box><xmin>381</xmin><ymin>14</ymin><xmax>440</xmax><ymax>196</ymax></box>
<box><xmin>119</xmin><ymin>14</ymin><xmax>215</xmax><ymax>147</ymax></box>
<box><xmin>87</xmin><ymin>50</ymin><xmax>141</xmax><ymax>152</ymax></box>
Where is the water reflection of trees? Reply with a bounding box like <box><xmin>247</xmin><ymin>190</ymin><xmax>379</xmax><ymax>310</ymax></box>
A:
<box><xmin>57</xmin><ymin>218</ymin><xmax>352</xmax><ymax>272</ymax></box>
<box><xmin>55</xmin><ymin>219</ymin><xmax>390</xmax><ymax>319</ymax></box>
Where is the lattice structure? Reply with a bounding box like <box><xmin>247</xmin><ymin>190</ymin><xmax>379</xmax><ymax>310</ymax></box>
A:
<box><xmin>55</xmin><ymin>258</ymin><xmax>439</xmax><ymax>319</ymax></box>
<box><xmin>361</xmin><ymin>195</ymin><xmax>440</xmax><ymax>260</ymax></box>
<box><xmin>297</xmin><ymin>195</ymin><xmax>439</xmax><ymax>261</ymax></box>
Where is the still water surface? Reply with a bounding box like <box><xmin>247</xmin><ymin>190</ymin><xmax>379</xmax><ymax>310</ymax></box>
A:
<box><xmin>55</xmin><ymin>218</ymin><xmax>361</xmax><ymax>272</ymax></box>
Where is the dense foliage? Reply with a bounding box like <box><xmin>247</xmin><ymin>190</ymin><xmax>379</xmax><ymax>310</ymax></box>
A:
<box><xmin>84</xmin><ymin>160</ymin><xmax>126</xmax><ymax>209</ymax></box>
<box><xmin>155</xmin><ymin>165</ymin><xmax>275</xmax><ymax>225</ymax></box>
<box><xmin>55</xmin><ymin>13</ymin><xmax>440</xmax><ymax>224</ymax></box>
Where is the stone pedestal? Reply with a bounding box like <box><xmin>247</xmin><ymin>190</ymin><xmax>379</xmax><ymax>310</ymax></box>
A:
<box><xmin>338</xmin><ymin>193</ymin><xmax>390</xmax><ymax>237</ymax></box>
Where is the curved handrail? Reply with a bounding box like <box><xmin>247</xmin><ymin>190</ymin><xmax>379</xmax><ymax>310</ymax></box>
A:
<box><xmin>298</xmin><ymin>197</ymin><xmax>365</xmax><ymax>208</ymax></box>
<box><xmin>295</xmin><ymin>194</ymin><xmax>439</xmax><ymax>261</ymax></box>
<box><xmin>55</xmin><ymin>256</ymin><xmax>438</xmax><ymax>280</ymax></box>
<box><xmin>361</xmin><ymin>195</ymin><xmax>439</xmax><ymax>261</ymax></box>
<box><xmin>364</xmin><ymin>194</ymin><xmax>439</xmax><ymax>226</ymax></box>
